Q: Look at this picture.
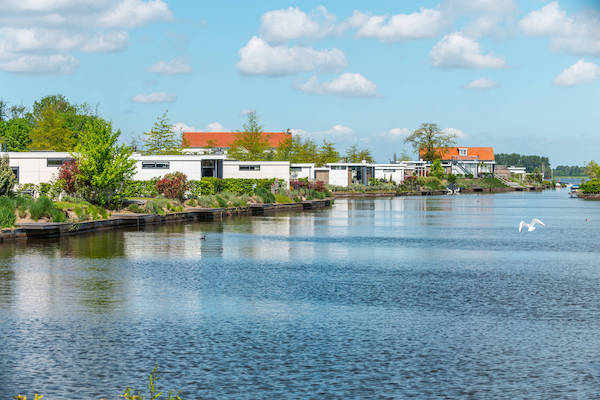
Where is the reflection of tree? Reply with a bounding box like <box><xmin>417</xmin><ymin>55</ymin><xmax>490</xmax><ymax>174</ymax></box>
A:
<box><xmin>59</xmin><ymin>230</ymin><xmax>126</xmax><ymax>259</ymax></box>
<box><xmin>0</xmin><ymin>264</ymin><xmax>15</xmax><ymax>308</ymax></box>
<box><xmin>78</xmin><ymin>272</ymin><xmax>122</xmax><ymax>312</ymax></box>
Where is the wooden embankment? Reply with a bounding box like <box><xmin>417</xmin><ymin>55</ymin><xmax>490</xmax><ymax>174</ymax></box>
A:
<box><xmin>0</xmin><ymin>199</ymin><xmax>333</xmax><ymax>243</ymax></box>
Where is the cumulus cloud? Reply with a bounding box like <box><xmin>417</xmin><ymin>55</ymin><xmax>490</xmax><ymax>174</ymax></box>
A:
<box><xmin>464</xmin><ymin>77</ymin><xmax>498</xmax><ymax>89</ymax></box>
<box><xmin>430</xmin><ymin>32</ymin><xmax>506</xmax><ymax>68</ymax></box>
<box><xmin>260</xmin><ymin>6</ymin><xmax>342</xmax><ymax>43</ymax></box>
<box><xmin>553</xmin><ymin>59</ymin><xmax>600</xmax><ymax>86</ymax></box>
<box><xmin>328</xmin><ymin>125</ymin><xmax>353</xmax><ymax>136</ymax></box>
<box><xmin>148</xmin><ymin>57</ymin><xmax>192</xmax><ymax>75</ymax></box>
<box><xmin>206</xmin><ymin>122</ymin><xmax>226</xmax><ymax>132</ymax></box>
<box><xmin>519</xmin><ymin>1</ymin><xmax>600</xmax><ymax>57</ymax></box>
<box><xmin>172</xmin><ymin>122</ymin><xmax>196</xmax><ymax>133</ymax></box>
<box><xmin>442</xmin><ymin>127</ymin><xmax>467</xmax><ymax>138</ymax></box>
<box><xmin>298</xmin><ymin>73</ymin><xmax>377</xmax><ymax>97</ymax></box>
<box><xmin>441</xmin><ymin>0</ymin><xmax>516</xmax><ymax>16</ymax></box>
<box><xmin>0</xmin><ymin>54</ymin><xmax>79</xmax><ymax>74</ymax></box>
<box><xmin>381</xmin><ymin>128</ymin><xmax>410</xmax><ymax>140</ymax></box>
<box><xmin>348</xmin><ymin>8</ymin><xmax>445</xmax><ymax>42</ymax></box>
<box><xmin>132</xmin><ymin>92</ymin><xmax>176</xmax><ymax>103</ymax></box>
<box><xmin>0</xmin><ymin>0</ymin><xmax>172</xmax><ymax>74</ymax></box>
<box><xmin>237</xmin><ymin>36</ymin><xmax>347</xmax><ymax>76</ymax></box>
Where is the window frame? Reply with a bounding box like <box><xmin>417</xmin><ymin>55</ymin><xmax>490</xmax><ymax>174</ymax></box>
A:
<box><xmin>239</xmin><ymin>165</ymin><xmax>260</xmax><ymax>171</ymax></box>
<box><xmin>141</xmin><ymin>161</ymin><xmax>170</xmax><ymax>169</ymax></box>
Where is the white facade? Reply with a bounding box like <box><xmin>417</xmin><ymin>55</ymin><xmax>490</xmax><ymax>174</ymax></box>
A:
<box><xmin>507</xmin><ymin>166</ymin><xmax>526</xmax><ymax>177</ymax></box>
<box><xmin>133</xmin><ymin>154</ymin><xmax>226</xmax><ymax>181</ymax></box>
<box><xmin>222</xmin><ymin>161</ymin><xmax>290</xmax><ymax>184</ymax></box>
<box><xmin>374</xmin><ymin>164</ymin><xmax>405</xmax><ymax>184</ymax></box>
<box><xmin>290</xmin><ymin>163</ymin><xmax>315</xmax><ymax>180</ymax></box>
<box><xmin>4</xmin><ymin>151</ymin><xmax>73</xmax><ymax>185</ymax></box>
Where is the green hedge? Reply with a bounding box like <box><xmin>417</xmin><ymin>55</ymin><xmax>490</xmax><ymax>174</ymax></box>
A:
<box><xmin>581</xmin><ymin>179</ymin><xmax>600</xmax><ymax>194</ymax></box>
<box><xmin>122</xmin><ymin>177</ymin><xmax>278</xmax><ymax>198</ymax></box>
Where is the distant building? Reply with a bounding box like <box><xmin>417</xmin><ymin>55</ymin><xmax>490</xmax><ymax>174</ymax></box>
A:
<box><xmin>182</xmin><ymin>131</ymin><xmax>291</xmax><ymax>154</ymax></box>
<box><xmin>419</xmin><ymin>146</ymin><xmax>495</xmax><ymax>176</ymax></box>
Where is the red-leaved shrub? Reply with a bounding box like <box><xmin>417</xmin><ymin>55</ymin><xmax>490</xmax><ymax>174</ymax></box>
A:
<box><xmin>58</xmin><ymin>160</ymin><xmax>80</xmax><ymax>194</ymax></box>
<box><xmin>290</xmin><ymin>179</ymin><xmax>326</xmax><ymax>192</ymax></box>
<box><xmin>156</xmin><ymin>172</ymin><xmax>189</xmax><ymax>200</ymax></box>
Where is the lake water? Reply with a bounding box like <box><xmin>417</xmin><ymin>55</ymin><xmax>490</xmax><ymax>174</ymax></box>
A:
<box><xmin>2</xmin><ymin>190</ymin><xmax>600</xmax><ymax>399</ymax></box>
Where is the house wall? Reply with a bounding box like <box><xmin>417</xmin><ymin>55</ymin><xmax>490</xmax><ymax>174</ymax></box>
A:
<box><xmin>328</xmin><ymin>167</ymin><xmax>349</xmax><ymax>187</ymax></box>
<box><xmin>6</xmin><ymin>152</ymin><xmax>73</xmax><ymax>185</ymax></box>
<box><xmin>290</xmin><ymin>163</ymin><xmax>315</xmax><ymax>180</ymax></box>
<box><xmin>223</xmin><ymin>161</ymin><xmax>290</xmax><ymax>185</ymax></box>
<box><xmin>374</xmin><ymin>166</ymin><xmax>405</xmax><ymax>184</ymax></box>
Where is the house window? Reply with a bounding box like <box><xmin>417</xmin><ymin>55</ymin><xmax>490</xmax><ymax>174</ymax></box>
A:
<box><xmin>330</xmin><ymin>166</ymin><xmax>346</xmax><ymax>170</ymax></box>
<box><xmin>383</xmin><ymin>169</ymin><xmax>396</xmax><ymax>172</ymax></box>
<box><xmin>11</xmin><ymin>167</ymin><xmax>18</xmax><ymax>183</ymax></box>
<box><xmin>290</xmin><ymin>167</ymin><xmax>302</xmax><ymax>172</ymax></box>
<box><xmin>458</xmin><ymin>148</ymin><xmax>468</xmax><ymax>156</ymax></box>
<box><xmin>141</xmin><ymin>161</ymin><xmax>170</xmax><ymax>169</ymax></box>
<box><xmin>239</xmin><ymin>165</ymin><xmax>260</xmax><ymax>171</ymax></box>
<box><xmin>47</xmin><ymin>158</ymin><xmax>72</xmax><ymax>167</ymax></box>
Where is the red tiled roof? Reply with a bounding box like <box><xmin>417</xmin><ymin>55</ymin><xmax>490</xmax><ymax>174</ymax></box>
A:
<box><xmin>419</xmin><ymin>147</ymin><xmax>494</xmax><ymax>161</ymax></box>
<box><xmin>183</xmin><ymin>131</ymin><xmax>290</xmax><ymax>148</ymax></box>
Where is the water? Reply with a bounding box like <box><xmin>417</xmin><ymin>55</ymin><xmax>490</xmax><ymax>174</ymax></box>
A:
<box><xmin>1</xmin><ymin>190</ymin><xmax>600</xmax><ymax>399</ymax></box>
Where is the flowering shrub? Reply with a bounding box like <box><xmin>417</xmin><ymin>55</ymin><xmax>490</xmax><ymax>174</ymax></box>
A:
<box><xmin>58</xmin><ymin>160</ymin><xmax>80</xmax><ymax>194</ymax></box>
<box><xmin>290</xmin><ymin>179</ymin><xmax>326</xmax><ymax>192</ymax></box>
<box><xmin>156</xmin><ymin>172</ymin><xmax>189</xmax><ymax>200</ymax></box>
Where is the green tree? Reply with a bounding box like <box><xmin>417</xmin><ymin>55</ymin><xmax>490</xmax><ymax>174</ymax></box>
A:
<box><xmin>228</xmin><ymin>111</ymin><xmax>270</xmax><ymax>161</ymax></box>
<box><xmin>29</xmin><ymin>105</ymin><xmax>76</xmax><ymax>151</ymax></box>
<box><xmin>430</xmin><ymin>159</ymin><xmax>444</xmax><ymax>179</ymax></box>
<box><xmin>0</xmin><ymin>155</ymin><xmax>16</xmax><ymax>196</ymax></box>
<box><xmin>0</xmin><ymin>100</ymin><xmax>7</xmax><ymax>121</ymax></box>
<box><xmin>317</xmin><ymin>140</ymin><xmax>340</xmax><ymax>165</ymax></box>
<box><xmin>345</xmin><ymin>145</ymin><xmax>373</xmax><ymax>163</ymax></box>
<box><xmin>404</xmin><ymin>123</ymin><xmax>456</xmax><ymax>162</ymax></box>
<box><xmin>73</xmin><ymin>119</ymin><xmax>136</xmax><ymax>206</ymax></box>
<box><xmin>0</xmin><ymin>118</ymin><xmax>32</xmax><ymax>151</ymax></box>
<box><xmin>143</xmin><ymin>111</ymin><xmax>184</xmax><ymax>155</ymax></box>
<box><xmin>585</xmin><ymin>161</ymin><xmax>600</xmax><ymax>180</ymax></box>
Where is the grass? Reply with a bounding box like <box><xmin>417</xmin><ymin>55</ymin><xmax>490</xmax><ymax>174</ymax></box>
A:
<box><xmin>275</xmin><ymin>194</ymin><xmax>293</xmax><ymax>203</ymax></box>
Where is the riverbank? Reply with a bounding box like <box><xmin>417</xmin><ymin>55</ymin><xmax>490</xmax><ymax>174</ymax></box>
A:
<box><xmin>332</xmin><ymin>185</ymin><xmax>546</xmax><ymax>198</ymax></box>
<box><xmin>0</xmin><ymin>199</ymin><xmax>333</xmax><ymax>243</ymax></box>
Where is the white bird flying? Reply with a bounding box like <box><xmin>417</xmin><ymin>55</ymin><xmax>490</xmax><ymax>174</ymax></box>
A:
<box><xmin>519</xmin><ymin>218</ymin><xmax>545</xmax><ymax>232</ymax></box>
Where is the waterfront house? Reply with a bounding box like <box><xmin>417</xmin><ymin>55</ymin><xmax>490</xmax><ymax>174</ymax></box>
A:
<box><xmin>182</xmin><ymin>130</ymin><xmax>291</xmax><ymax>155</ymax></box>
<box><xmin>419</xmin><ymin>147</ymin><xmax>495</xmax><ymax>176</ymax></box>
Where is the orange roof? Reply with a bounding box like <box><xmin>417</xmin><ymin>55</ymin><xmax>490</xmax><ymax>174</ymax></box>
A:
<box><xmin>183</xmin><ymin>131</ymin><xmax>290</xmax><ymax>148</ymax></box>
<box><xmin>419</xmin><ymin>146</ymin><xmax>494</xmax><ymax>161</ymax></box>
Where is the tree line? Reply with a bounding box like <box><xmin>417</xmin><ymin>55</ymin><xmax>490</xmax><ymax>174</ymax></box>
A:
<box><xmin>495</xmin><ymin>153</ymin><xmax>551</xmax><ymax>176</ymax></box>
<box><xmin>553</xmin><ymin>165</ymin><xmax>585</xmax><ymax>177</ymax></box>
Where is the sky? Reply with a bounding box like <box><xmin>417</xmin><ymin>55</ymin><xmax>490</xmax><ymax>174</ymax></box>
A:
<box><xmin>0</xmin><ymin>0</ymin><xmax>599</xmax><ymax>165</ymax></box>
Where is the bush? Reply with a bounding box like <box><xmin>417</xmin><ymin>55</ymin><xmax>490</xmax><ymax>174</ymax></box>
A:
<box><xmin>274</xmin><ymin>194</ymin><xmax>293</xmax><ymax>203</ymax></box>
<box><xmin>0</xmin><ymin>156</ymin><xmax>16</xmax><ymax>196</ymax></box>
<box><xmin>186</xmin><ymin>198</ymin><xmax>197</xmax><ymax>207</ymax></box>
<box><xmin>290</xmin><ymin>179</ymin><xmax>327</xmax><ymax>192</ymax></box>
<box><xmin>447</xmin><ymin>173</ymin><xmax>457</xmax><ymax>184</ymax></box>
<box><xmin>122</xmin><ymin>179</ymin><xmax>159</xmax><ymax>198</ymax></box>
<box><xmin>0</xmin><ymin>196</ymin><xmax>16</xmax><ymax>227</ymax></box>
<box><xmin>156</xmin><ymin>172</ymin><xmax>189</xmax><ymax>200</ymax></box>
<box><xmin>197</xmin><ymin>195</ymin><xmax>218</xmax><ymax>208</ymax></box>
<box><xmin>29</xmin><ymin>196</ymin><xmax>54</xmax><ymax>220</ymax></box>
<box><xmin>417</xmin><ymin>177</ymin><xmax>445</xmax><ymax>190</ymax></box>
<box><xmin>215</xmin><ymin>195</ymin><xmax>228</xmax><ymax>208</ymax></box>
<box><xmin>58</xmin><ymin>160</ymin><xmax>80</xmax><ymax>194</ymax></box>
<box><xmin>255</xmin><ymin>187</ymin><xmax>275</xmax><ymax>203</ymax></box>
<box><xmin>127</xmin><ymin>204</ymin><xmax>144</xmax><ymax>213</ymax></box>
<box><xmin>581</xmin><ymin>179</ymin><xmax>600</xmax><ymax>194</ymax></box>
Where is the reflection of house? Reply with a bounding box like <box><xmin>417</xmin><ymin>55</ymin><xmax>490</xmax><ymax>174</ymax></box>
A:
<box><xmin>182</xmin><ymin>131</ymin><xmax>291</xmax><ymax>154</ymax></box>
<box><xmin>420</xmin><ymin>147</ymin><xmax>495</xmax><ymax>176</ymax></box>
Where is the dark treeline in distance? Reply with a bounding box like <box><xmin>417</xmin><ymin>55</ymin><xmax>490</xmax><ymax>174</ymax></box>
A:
<box><xmin>495</xmin><ymin>153</ymin><xmax>551</xmax><ymax>176</ymax></box>
<box><xmin>553</xmin><ymin>165</ymin><xmax>585</xmax><ymax>177</ymax></box>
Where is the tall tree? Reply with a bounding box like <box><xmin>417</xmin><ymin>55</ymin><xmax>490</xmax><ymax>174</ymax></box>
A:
<box><xmin>228</xmin><ymin>111</ymin><xmax>270</xmax><ymax>161</ymax></box>
<box><xmin>585</xmin><ymin>161</ymin><xmax>600</xmax><ymax>180</ymax></box>
<box><xmin>73</xmin><ymin>119</ymin><xmax>136</xmax><ymax>206</ymax></box>
<box><xmin>317</xmin><ymin>140</ymin><xmax>340</xmax><ymax>165</ymax></box>
<box><xmin>0</xmin><ymin>100</ymin><xmax>7</xmax><ymax>121</ymax></box>
<box><xmin>29</xmin><ymin>105</ymin><xmax>76</xmax><ymax>151</ymax></box>
<box><xmin>345</xmin><ymin>145</ymin><xmax>373</xmax><ymax>163</ymax></box>
<box><xmin>143</xmin><ymin>111</ymin><xmax>184</xmax><ymax>155</ymax></box>
<box><xmin>0</xmin><ymin>118</ymin><xmax>32</xmax><ymax>151</ymax></box>
<box><xmin>404</xmin><ymin>123</ymin><xmax>456</xmax><ymax>162</ymax></box>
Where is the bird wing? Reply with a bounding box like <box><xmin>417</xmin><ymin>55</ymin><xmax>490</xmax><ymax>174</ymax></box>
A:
<box><xmin>519</xmin><ymin>221</ymin><xmax>526</xmax><ymax>232</ymax></box>
<box><xmin>531</xmin><ymin>218</ymin><xmax>545</xmax><ymax>226</ymax></box>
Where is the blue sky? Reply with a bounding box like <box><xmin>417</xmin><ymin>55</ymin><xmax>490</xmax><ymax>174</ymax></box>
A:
<box><xmin>0</xmin><ymin>0</ymin><xmax>599</xmax><ymax>165</ymax></box>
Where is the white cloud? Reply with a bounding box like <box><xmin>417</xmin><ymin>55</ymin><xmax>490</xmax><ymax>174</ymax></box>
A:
<box><xmin>237</xmin><ymin>36</ymin><xmax>347</xmax><ymax>76</ymax></box>
<box><xmin>349</xmin><ymin>8</ymin><xmax>445</xmax><ymax>42</ymax></box>
<box><xmin>441</xmin><ymin>0</ymin><xmax>516</xmax><ymax>15</ymax></box>
<box><xmin>328</xmin><ymin>125</ymin><xmax>353</xmax><ymax>136</ymax></box>
<box><xmin>172</xmin><ymin>121</ymin><xmax>196</xmax><ymax>133</ymax></box>
<box><xmin>381</xmin><ymin>128</ymin><xmax>410</xmax><ymax>140</ymax></box>
<box><xmin>553</xmin><ymin>59</ymin><xmax>600</xmax><ymax>86</ymax></box>
<box><xmin>519</xmin><ymin>1</ymin><xmax>600</xmax><ymax>57</ymax></box>
<box><xmin>464</xmin><ymin>77</ymin><xmax>498</xmax><ymax>89</ymax></box>
<box><xmin>96</xmin><ymin>0</ymin><xmax>172</xmax><ymax>28</ymax></box>
<box><xmin>430</xmin><ymin>32</ymin><xmax>506</xmax><ymax>68</ymax></box>
<box><xmin>206</xmin><ymin>122</ymin><xmax>225</xmax><ymax>132</ymax></box>
<box><xmin>442</xmin><ymin>127</ymin><xmax>467</xmax><ymax>138</ymax></box>
<box><xmin>0</xmin><ymin>0</ymin><xmax>172</xmax><ymax>74</ymax></box>
<box><xmin>0</xmin><ymin>54</ymin><xmax>78</xmax><ymax>74</ymax></box>
<box><xmin>132</xmin><ymin>92</ymin><xmax>176</xmax><ymax>103</ymax></box>
<box><xmin>298</xmin><ymin>73</ymin><xmax>377</xmax><ymax>97</ymax></box>
<box><xmin>148</xmin><ymin>57</ymin><xmax>192</xmax><ymax>75</ymax></box>
<box><xmin>260</xmin><ymin>6</ymin><xmax>342</xmax><ymax>43</ymax></box>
